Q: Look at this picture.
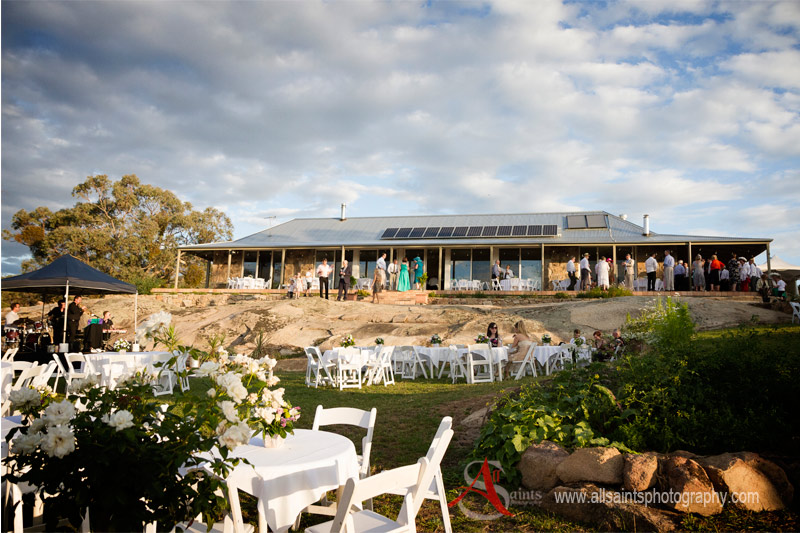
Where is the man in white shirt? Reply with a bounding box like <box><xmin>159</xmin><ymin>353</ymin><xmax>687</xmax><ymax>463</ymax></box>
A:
<box><xmin>566</xmin><ymin>256</ymin><xmax>577</xmax><ymax>290</ymax></box>
<box><xmin>5</xmin><ymin>303</ymin><xmax>20</xmax><ymax>326</ymax></box>
<box><xmin>663</xmin><ymin>250</ymin><xmax>675</xmax><ymax>291</ymax></box>
<box><xmin>748</xmin><ymin>258</ymin><xmax>762</xmax><ymax>288</ymax></box>
<box><xmin>623</xmin><ymin>254</ymin><xmax>636</xmax><ymax>290</ymax></box>
<box><xmin>645</xmin><ymin>253</ymin><xmax>658</xmax><ymax>291</ymax></box>
<box><xmin>387</xmin><ymin>259</ymin><xmax>399</xmax><ymax>291</ymax></box>
<box><xmin>719</xmin><ymin>266</ymin><xmax>730</xmax><ymax>291</ymax></box>
<box><xmin>579</xmin><ymin>253</ymin><xmax>591</xmax><ymax>290</ymax></box>
<box><xmin>316</xmin><ymin>258</ymin><xmax>333</xmax><ymax>300</ymax></box>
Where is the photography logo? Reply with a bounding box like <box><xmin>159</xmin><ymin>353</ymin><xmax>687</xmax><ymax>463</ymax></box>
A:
<box><xmin>449</xmin><ymin>458</ymin><xmax>514</xmax><ymax>520</ymax></box>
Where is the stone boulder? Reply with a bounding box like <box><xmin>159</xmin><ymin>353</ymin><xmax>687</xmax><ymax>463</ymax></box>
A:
<box><xmin>662</xmin><ymin>456</ymin><xmax>722</xmax><ymax>516</ymax></box>
<box><xmin>556</xmin><ymin>447</ymin><xmax>624</xmax><ymax>485</ymax></box>
<box><xmin>518</xmin><ymin>441</ymin><xmax>570</xmax><ymax>491</ymax></box>
<box><xmin>697</xmin><ymin>452</ymin><xmax>793</xmax><ymax>511</ymax></box>
<box><xmin>542</xmin><ymin>483</ymin><xmax>679</xmax><ymax>532</ymax></box>
<box><xmin>624</xmin><ymin>453</ymin><xmax>659</xmax><ymax>492</ymax></box>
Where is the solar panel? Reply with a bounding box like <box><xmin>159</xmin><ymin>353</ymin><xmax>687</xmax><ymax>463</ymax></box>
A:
<box><xmin>423</xmin><ymin>227</ymin><xmax>440</xmax><ymax>237</ymax></box>
<box><xmin>586</xmin><ymin>214</ymin><xmax>607</xmax><ymax>228</ymax></box>
<box><xmin>497</xmin><ymin>226</ymin><xmax>512</xmax><ymax>236</ymax></box>
<box><xmin>381</xmin><ymin>228</ymin><xmax>399</xmax><ymax>239</ymax></box>
<box><xmin>482</xmin><ymin>226</ymin><xmax>497</xmax><ymax>237</ymax></box>
<box><xmin>567</xmin><ymin>215</ymin><xmax>587</xmax><ymax>229</ymax></box>
<box><xmin>452</xmin><ymin>226</ymin><xmax>468</xmax><ymax>237</ymax></box>
<box><xmin>542</xmin><ymin>224</ymin><xmax>558</xmax><ymax>236</ymax></box>
<box><xmin>512</xmin><ymin>225</ymin><xmax>527</xmax><ymax>236</ymax></box>
<box><xmin>409</xmin><ymin>227</ymin><xmax>425</xmax><ymax>238</ymax></box>
<box><xmin>438</xmin><ymin>227</ymin><xmax>454</xmax><ymax>237</ymax></box>
<box><xmin>395</xmin><ymin>227</ymin><xmax>412</xmax><ymax>238</ymax></box>
<box><xmin>467</xmin><ymin>226</ymin><xmax>483</xmax><ymax>237</ymax></box>
<box><xmin>528</xmin><ymin>225</ymin><xmax>542</xmax><ymax>236</ymax></box>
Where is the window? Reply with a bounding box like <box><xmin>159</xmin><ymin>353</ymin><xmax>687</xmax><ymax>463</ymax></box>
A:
<box><xmin>242</xmin><ymin>251</ymin><xmax>258</xmax><ymax>278</ymax></box>
<box><xmin>451</xmin><ymin>249</ymin><xmax>471</xmax><ymax>281</ymax></box>
<box><xmin>359</xmin><ymin>250</ymin><xmax>378</xmax><ymax>280</ymax></box>
<box><xmin>520</xmin><ymin>248</ymin><xmax>542</xmax><ymax>281</ymax></box>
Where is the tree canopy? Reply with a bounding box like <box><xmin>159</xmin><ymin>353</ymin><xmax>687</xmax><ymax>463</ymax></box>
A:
<box><xmin>3</xmin><ymin>174</ymin><xmax>233</xmax><ymax>289</ymax></box>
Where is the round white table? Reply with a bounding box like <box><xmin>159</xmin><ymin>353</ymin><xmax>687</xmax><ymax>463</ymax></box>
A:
<box><xmin>83</xmin><ymin>351</ymin><xmax>170</xmax><ymax>388</ymax></box>
<box><xmin>226</xmin><ymin>429</ymin><xmax>360</xmax><ymax>533</ymax></box>
<box><xmin>322</xmin><ymin>348</ymin><xmax>375</xmax><ymax>367</ymax></box>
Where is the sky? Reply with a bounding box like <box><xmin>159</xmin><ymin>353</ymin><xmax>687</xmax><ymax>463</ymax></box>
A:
<box><xmin>2</xmin><ymin>0</ymin><xmax>799</xmax><ymax>275</ymax></box>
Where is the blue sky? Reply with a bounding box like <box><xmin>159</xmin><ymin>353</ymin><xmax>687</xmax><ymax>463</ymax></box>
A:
<box><xmin>2</xmin><ymin>0</ymin><xmax>799</xmax><ymax>275</ymax></box>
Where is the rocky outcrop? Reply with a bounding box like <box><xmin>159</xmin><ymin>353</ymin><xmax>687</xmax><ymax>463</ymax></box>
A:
<box><xmin>697</xmin><ymin>452</ymin><xmax>793</xmax><ymax>511</ymax></box>
<box><xmin>518</xmin><ymin>441</ymin><xmax>569</xmax><ymax>491</ymax></box>
<box><xmin>624</xmin><ymin>452</ymin><xmax>659</xmax><ymax>492</ymax></box>
<box><xmin>556</xmin><ymin>446</ymin><xmax>624</xmax><ymax>485</ymax></box>
<box><xmin>662</xmin><ymin>456</ymin><xmax>723</xmax><ymax>516</ymax></box>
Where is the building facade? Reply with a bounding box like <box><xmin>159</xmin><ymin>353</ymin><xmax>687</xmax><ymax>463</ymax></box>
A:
<box><xmin>178</xmin><ymin>211</ymin><xmax>772</xmax><ymax>290</ymax></box>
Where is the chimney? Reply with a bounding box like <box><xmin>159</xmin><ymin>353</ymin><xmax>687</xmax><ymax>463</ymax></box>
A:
<box><xmin>643</xmin><ymin>214</ymin><xmax>650</xmax><ymax>236</ymax></box>
<box><xmin>340</xmin><ymin>203</ymin><xmax>347</xmax><ymax>221</ymax></box>
<box><xmin>619</xmin><ymin>213</ymin><xmax>627</xmax><ymax>221</ymax></box>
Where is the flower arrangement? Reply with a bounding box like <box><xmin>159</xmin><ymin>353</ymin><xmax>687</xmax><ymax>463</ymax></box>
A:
<box><xmin>340</xmin><ymin>334</ymin><xmax>356</xmax><ymax>348</ymax></box>
<box><xmin>3</xmin><ymin>341</ymin><xmax>298</xmax><ymax>532</ymax></box>
<box><xmin>542</xmin><ymin>333</ymin><xmax>552</xmax><ymax>344</ymax></box>
<box><xmin>475</xmin><ymin>333</ymin><xmax>489</xmax><ymax>344</ymax></box>
<box><xmin>374</xmin><ymin>338</ymin><xmax>385</xmax><ymax>345</ymax></box>
<box><xmin>573</xmin><ymin>337</ymin><xmax>584</xmax><ymax>347</ymax></box>
<box><xmin>113</xmin><ymin>339</ymin><xmax>131</xmax><ymax>352</ymax></box>
<box><xmin>430</xmin><ymin>334</ymin><xmax>443</xmax><ymax>345</ymax></box>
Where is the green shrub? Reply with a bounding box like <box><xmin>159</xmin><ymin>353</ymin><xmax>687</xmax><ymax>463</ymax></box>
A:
<box><xmin>576</xmin><ymin>286</ymin><xmax>632</xmax><ymax>298</ymax></box>
<box><xmin>128</xmin><ymin>275</ymin><xmax>166</xmax><ymax>295</ymax></box>
<box><xmin>554</xmin><ymin>292</ymin><xmax>571</xmax><ymax>299</ymax></box>
<box><xmin>623</xmin><ymin>297</ymin><xmax>694</xmax><ymax>354</ymax></box>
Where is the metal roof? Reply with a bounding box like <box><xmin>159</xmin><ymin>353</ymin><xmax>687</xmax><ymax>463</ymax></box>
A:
<box><xmin>180</xmin><ymin>211</ymin><xmax>771</xmax><ymax>251</ymax></box>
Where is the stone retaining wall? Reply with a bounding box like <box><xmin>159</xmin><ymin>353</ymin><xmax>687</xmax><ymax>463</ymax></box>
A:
<box><xmin>517</xmin><ymin>442</ymin><xmax>794</xmax><ymax>531</ymax></box>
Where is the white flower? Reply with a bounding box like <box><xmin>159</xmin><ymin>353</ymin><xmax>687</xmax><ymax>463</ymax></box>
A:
<box><xmin>12</xmin><ymin>432</ymin><xmax>43</xmax><ymax>455</ymax></box>
<box><xmin>29</xmin><ymin>418</ymin><xmax>46</xmax><ymax>434</ymax></box>
<box><xmin>216</xmin><ymin>372</ymin><xmax>247</xmax><ymax>403</ymax></box>
<box><xmin>254</xmin><ymin>407</ymin><xmax>275</xmax><ymax>425</ymax></box>
<box><xmin>218</xmin><ymin>401</ymin><xmax>239</xmax><ymax>424</ymax></box>
<box><xmin>270</xmin><ymin>388</ymin><xmax>286</xmax><ymax>407</ymax></box>
<box><xmin>107</xmin><ymin>410</ymin><xmax>135</xmax><ymax>431</ymax></box>
<box><xmin>207</xmin><ymin>388</ymin><xmax>217</xmax><ymax>398</ymax></box>
<box><xmin>248</xmin><ymin>392</ymin><xmax>258</xmax><ymax>403</ymax></box>
<box><xmin>10</xmin><ymin>387</ymin><xmax>41</xmax><ymax>410</ymax></box>
<box><xmin>216</xmin><ymin>421</ymin><xmax>228</xmax><ymax>436</ymax></box>
<box><xmin>218</xmin><ymin>421</ymin><xmax>251</xmax><ymax>450</ymax></box>
<box><xmin>289</xmin><ymin>407</ymin><xmax>300</xmax><ymax>419</ymax></box>
<box><xmin>266</xmin><ymin>374</ymin><xmax>280</xmax><ymax>387</ymax></box>
<box><xmin>44</xmin><ymin>400</ymin><xmax>76</xmax><ymax>427</ymax></box>
<box><xmin>196</xmin><ymin>362</ymin><xmax>220</xmax><ymax>377</ymax></box>
<box><xmin>263</xmin><ymin>357</ymin><xmax>277</xmax><ymax>370</ymax></box>
<box><xmin>41</xmin><ymin>425</ymin><xmax>76</xmax><ymax>458</ymax></box>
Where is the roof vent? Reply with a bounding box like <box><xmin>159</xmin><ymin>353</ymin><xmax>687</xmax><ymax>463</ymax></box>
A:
<box><xmin>643</xmin><ymin>214</ymin><xmax>650</xmax><ymax>236</ymax></box>
<box><xmin>619</xmin><ymin>213</ymin><xmax>627</xmax><ymax>221</ymax></box>
<box><xmin>340</xmin><ymin>203</ymin><xmax>346</xmax><ymax>221</ymax></box>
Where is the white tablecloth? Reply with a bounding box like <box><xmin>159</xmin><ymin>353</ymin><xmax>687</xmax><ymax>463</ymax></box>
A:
<box><xmin>500</xmin><ymin>279</ymin><xmax>522</xmax><ymax>291</ymax></box>
<box><xmin>532</xmin><ymin>345</ymin><xmax>566</xmax><ymax>365</ymax></box>
<box><xmin>322</xmin><ymin>348</ymin><xmax>376</xmax><ymax>367</ymax></box>
<box><xmin>83</xmin><ymin>351</ymin><xmax>170</xmax><ymax>388</ymax></box>
<box><xmin>226</xmin><ymin>429</ymin><xmax>359</xmax><ymax>533</ymax></box>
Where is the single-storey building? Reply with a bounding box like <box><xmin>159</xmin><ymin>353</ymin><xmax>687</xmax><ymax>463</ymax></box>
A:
<box><xmin>177</xmin><ymin>208</ymin><xmax>772</xmax><ymax>290</ymax></box>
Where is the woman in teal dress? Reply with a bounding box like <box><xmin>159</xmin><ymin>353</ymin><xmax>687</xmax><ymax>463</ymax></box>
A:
<box><xmin>413</xmin><ymin>256</ymin><xmax>424</xmax><ymax>289</ymax></box>
<box><xmin>397</xmin><ymin>257</ymin><xmax>410</xmax><ymax>292</ymax></box>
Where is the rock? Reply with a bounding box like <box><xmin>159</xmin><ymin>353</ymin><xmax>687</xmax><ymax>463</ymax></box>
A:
<box><xmin>460</xmin><ymin>407</ymin><xmax>488</xmax><ymax>428</ymax></box>
<box><xmin>697</xmin><ymin>452</ymin><xmax>792</xmax><ymax>511</ymax></box>
<box><xmin>518</xmin><ymin>441</ymin><xmax>570</xmax><ymax>491</ymax></box>
<box><xmin>624</xmin><ymin>453</ymin><xmax>659</xmax><ymax>492</ymax></box>
<box><xmin>279</xmin><ymin>348</ymin><xmax>294</xmax><ymax>356</ymax></box>
<box><xmin>542</xmin><ymin>483</ymin><xmax>678</xmax><ymax>532</ymax></box>
<box><xmin>556</xmin><ymin>447</ymin><xmax>624</xmax><ymax>485</ymax></box>
<box><xmin>182</xmin><ymin>299</ymin><xmax>194</xmax><ymax>307</ymax></box>
<box><xmin>662</xmin><ymin>456</ymin><xmax>722</xmax><ymax>516</ymax></box>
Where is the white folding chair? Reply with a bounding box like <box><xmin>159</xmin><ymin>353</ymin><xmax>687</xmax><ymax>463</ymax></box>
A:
<box><xmin>438</xmin><ymin>345</ymin><xmax>467</xmax><ymax>383</ymax></box>
<box><xmin>791</xmin><ymin>302</ymin><xmax>800</xmax><ymax>324</ymax></box>
<box><xmin>510</xmin><ymin>342</ymin><xmax>538</xmax><ymax>380</ymax></box>
<box><xmin>544</xmin><ymin>347</ymin><xmax>569</xmax><ymax>375</ymax></box>
<box><xmin>466</xmin><ymin>344</ymin><xmax>494</xmax><ymax>384</ymax></box>
<box><xmin>655</xmin><ymin>279</ymin><xmax>664</xmax><ymax>291</ymax></box>
<box><xmin>308</xmin><ymin>417</ymin><xmax>454</xmax><ymax>533</ymax></box>
<box><xmin>176</xmin><ymin>352</ymin><xmax>191</xmax><ymax>392</ymax></box>
<box><xmin>150</xmin><ymin>352</ymin><xmax>177</xmax><ymax>396</ymax></box>
<box><xmin>337</xmin><ymin>347</ymin><xmax>363</xmax><ymax>390</ymax></box>
<box><xmin>365</xmin><ymin>346</ymin><xmax>395</xmax><ymax>386</ymax></box>
<box><xmin>2</xmin><ymin>347</ymin><xmax>18</xmax><ymax>361</ymax></box>
<box><xmin>65</xmin><ymin>353</ymin><xmax>96</xmax><ymax>382</ymax></box>
<box><xmin>491</xmin><ymin>278</ymin><xmax>501</xmax><ymax>291</ymax></box>
<box><xmin>311</xmin><ymin>347</ymin><xmax>338</xmax><ymax>387</ymax></box>
<box><xmin>396</xmin><ymin>346</ymin><xmax>428</xmax><ymax>380</ymax></box>
<box><xmin>305</xmin><ymin>348</ymin><xmax>322</xmax><ymax>387</ymax></box>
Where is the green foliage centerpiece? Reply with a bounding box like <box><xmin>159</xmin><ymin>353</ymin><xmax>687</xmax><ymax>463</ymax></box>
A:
<box><xmin>374</xmin><ymin>338</ymin><xmax>384</xmax><ymax>345</ymax></box>
<box><xmin>475</xmin><ymin>333</ymin><xmax>489</xmax><ymax>344</ymax></box>
<box><xmin>340</xmin><ymin>334</ymin><xmax>356</xmax><ymax>348</ymax></box>
<box><xmin>430</xmin><ymin>334</ymin><xmax>443</xmax><ymax>345</ymax></box>
<box><xmin>112</xmin><ymin>339</ymin><xmax>131</xmax><ymax>352</ymax></box>
<box><xmin>541</xmin><ymin>333</ymin><xmax>552</xmax><ymax>345</ymax></box>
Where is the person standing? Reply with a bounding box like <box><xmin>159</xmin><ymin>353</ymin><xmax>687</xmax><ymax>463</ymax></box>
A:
<box><xmin>413</xmin><ymin>255</ymin><xmax>424</xmax><ymax>289</ymax></box>
<box><xmin>316</xmin><ymin>258</ymin><xmax>332</xmax><ymax>299</ymax></box>
<box><xmin>580</xmin><ymin>253</ymin><xmax>592</xmax><ymax>290</ymax></box>
<box><xmin>566</xmin><ymin>256</ymin><xmax>577</xmax><ymax>290</ymax></box>
<box><xmin>5</xmin><ymin>303</ymin><xmax>20</xmax><ymax>326</ymax></box>
<box><xmin>692</xmin><ymin>254</ymin><xmax>705</xmax><ymax>291</ymax></box>
<box><xmin>387</xmin><ymin>259</ymin><xmax>399</xmax><ymax>291</ymax></box>
<box><xmin>48</xmin><ymin>300</ymin><xmax>66</xmax><ymax>344</ymax></box>
<box><xmin>623</xmin><ymin>254</ymin><xmax>636</xmax><ymax>290</ymax></box>
<box><xmin>675</xmin><ymin>260</ymin><xmax>687</xmax><ymax>291</ymax></box>
<box><xmin>663</xmin><ymin>250</ymin><xmax>675</xmax><ymax>291</ymax></box>
<box><xmin>67</xmin><ymin>295</ymin><xmax>83</xmax><ymax>345</ymax></box>
<box><xmin>709</xmin><ymin>254</ymin><xmax>724</xmax><ymax>291</ymax></box>
<box><xmin>397</xmin><ymin>258</ymin><xmax>410</xmax><ymax>292</ymax></box>
<box><xmin>727</xmin><ymin>253</ymin><xmax>740</xmax><ymax>291</ymax></box>
<box><xmin>304</xmin><ymin>268</ymin><xmax>313</xmax><ymax>297</ymax></box>
<box><xmin>375</xmin><ymin>253</ymin><xmax>387</xmax><ymax>292</ymax></box>
<box><xmin>596</xmin><ymin>256</ymin><xmax>610</xmax><ymax>290</ymax></box>
<box><xmin>738</xmin><ymin>257</ymin><xmax>751</xmax><ymax>292</ymax></box>
<box><xmin>407</xmin><ymin>256</ymin><xmax>417</xmax><ymax>290</ymax></box>
<box><xmin>336</xmin><ymin>260</ymin><xmax>352</xmax><ymax>301</ymax></box>
<box><xmin>504</xmin><ymin>265</ymin><xmax>514</xmax><ymax>279</ymax></box>
<box><xmin>645</xmin><ymin>253</ymin><xmax>658</xmax><ymax>291</ymax></box>
<box><xmin>491</xmin><ymin>259</ymin><xmax>501</xmax><ymax>289</ymax></box>
<box><xmin>748</xmin><ymin>258</ymin><xmax>761</xmax><ymax>290</ymax></box>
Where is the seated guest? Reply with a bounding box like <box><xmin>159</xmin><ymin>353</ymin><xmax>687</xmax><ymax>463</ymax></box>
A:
<box><xmin>771</xmin><ymin>274</ymin><xmax>787</xmax><ymax>299</ymax></box>
<box><xmin>568</xmin><ymin>329</ymin><xmax>586</xmax><ymax>345</ymax></box>
<box><xmin>592</xmin><ymin>330</ymin><xmax>613</xmax><ymax>362</ymax></box>
<box><xmin>101</xmin><ymin>311</ymin><xmax>113</xmax><ymax>328</ymax></box>
<box><xmin>486</xmin><ymin>322</ymin><xmax>502</xmax><ymax>347</ymax></box>
<box><xmin>505</xmin><ymin>321</ymin><xmax>533</xmax><ymax>377</ymax></box>
<box><xmin>504</xmin><ymin>265</ymin><xmax>514</xmax><ymax>279</ymax></box>
<box><xmin>611</xmin><ymin>329</ymin><xmax>625</xmax><ymax>350</ymax></box>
